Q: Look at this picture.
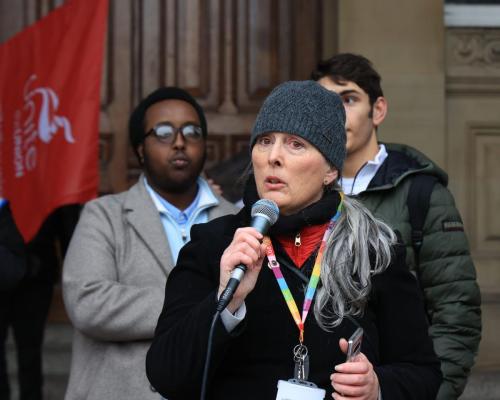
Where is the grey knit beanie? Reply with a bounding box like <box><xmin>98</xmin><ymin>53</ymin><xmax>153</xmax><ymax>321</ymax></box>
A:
<box><xmin>251</xmin><ymin>80</ymin><xmax>346</xmax><ymax>172</ymax></box>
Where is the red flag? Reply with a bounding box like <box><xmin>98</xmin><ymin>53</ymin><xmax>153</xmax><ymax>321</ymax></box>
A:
<box><xmin>0</xmin><ymin>0</ymin><xmax>108</xmax><ymax>241</ymax></box>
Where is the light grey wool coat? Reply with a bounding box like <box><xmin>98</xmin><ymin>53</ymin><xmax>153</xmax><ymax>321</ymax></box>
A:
<box><xmin>62</xmin><ymin>176</ymin><xmax>238</xmax><ymax>400</ymax></box>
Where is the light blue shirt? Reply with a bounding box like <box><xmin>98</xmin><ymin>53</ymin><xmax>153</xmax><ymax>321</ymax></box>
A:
<box><xmin>144</xmin><ymin>177</ymin><xmax>219</xmax><ymax>263</ymax></box>
<box><xmin>146</xmin><ymin>178</ymin><xmax>243</xmax><ymax>400</ymax></box>
<box><xmin>145</xmin><ymin>178</ymin><xmax>245</xmax><ymax>340</ymax></box>
<box><xmin>0</xmin><ymin>198</ymin><xmax>7</xmax><ymax>209</ymax></box>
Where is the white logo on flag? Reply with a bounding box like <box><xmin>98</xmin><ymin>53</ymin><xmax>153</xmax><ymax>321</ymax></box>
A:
<box><xmin>24</xmin><ymin>74</ymin><xmax>74</xmax><ymax>144</ymax></box>
<box><xmin>13</xmin><ymin>75</ymin><xmax>74</xmax><ymax>178</ymax></box>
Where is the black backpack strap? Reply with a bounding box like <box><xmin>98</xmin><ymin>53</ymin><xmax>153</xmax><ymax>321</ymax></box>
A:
<box><xmin>407</xmin><ymin>174</ymin><xmax>438</xmax><ymax>266</ymax></box>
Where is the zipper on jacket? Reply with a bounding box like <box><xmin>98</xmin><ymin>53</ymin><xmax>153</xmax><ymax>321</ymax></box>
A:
<box><xmin>294</xmin><ymin>232</ymin><xmax>301</xmax><ymax>247</ymax></box>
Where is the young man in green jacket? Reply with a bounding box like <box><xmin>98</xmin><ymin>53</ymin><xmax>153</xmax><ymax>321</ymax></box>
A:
<box><xmin>312</xmin><ymin>53</ymin><xmax>481</xmax><ymax>399</ymax></box>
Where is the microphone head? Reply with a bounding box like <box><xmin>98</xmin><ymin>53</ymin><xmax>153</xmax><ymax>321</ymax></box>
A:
<box><xmin>251</xmin><ymin>199</ymin><xmax>279</xmax><ymax>226</ymax></box>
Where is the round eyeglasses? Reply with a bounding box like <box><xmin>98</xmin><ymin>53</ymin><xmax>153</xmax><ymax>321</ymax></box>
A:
<box><xmin>145</xmin><ymin>122</ymin><xmax>203</xmax><ymax>144</ymax></box>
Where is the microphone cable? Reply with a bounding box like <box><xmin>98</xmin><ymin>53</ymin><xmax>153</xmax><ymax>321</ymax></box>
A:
<box><xmin>200</xmin><ymin>310</ymin><xmax>220</xmax><ymax>400</ymax></box>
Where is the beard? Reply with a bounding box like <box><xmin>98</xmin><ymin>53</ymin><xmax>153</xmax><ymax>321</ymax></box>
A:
<box><xmin>148</xmin><ymin>172</ymin><xmax>199</xmax><ymax>194</ymax></box>
<box><xmin>142</xmin><ymin>151</ymin><xmax>206</xmax><ymax>196</ymax></box>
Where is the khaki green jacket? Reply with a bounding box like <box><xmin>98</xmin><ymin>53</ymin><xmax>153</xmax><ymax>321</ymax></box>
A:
<box><xmin>353</xmin><ymin>143</ymin><xmax>481</xmax><ymax>400</ymax></box>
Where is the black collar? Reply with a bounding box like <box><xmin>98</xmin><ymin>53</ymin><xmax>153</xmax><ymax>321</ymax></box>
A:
<box><xmin>242</xmin><ymin>175</ymin><xmax>341</xmax><ymax>236</ymax></box>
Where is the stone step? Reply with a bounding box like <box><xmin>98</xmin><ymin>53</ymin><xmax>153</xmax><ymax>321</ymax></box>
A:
<box><xmin>460</xmin><ymin>369</ymin><xmax>500</xmax><ymax>399</ymax></box>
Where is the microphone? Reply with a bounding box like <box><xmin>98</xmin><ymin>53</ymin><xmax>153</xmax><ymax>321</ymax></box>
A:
<box><xmin>216</xmin><ymin>199</ymin><xmax>279</xmax><ymax>312</ymax></box>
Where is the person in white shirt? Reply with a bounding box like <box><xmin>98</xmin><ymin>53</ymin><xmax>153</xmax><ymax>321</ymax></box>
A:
<box><xmin>312</xmin><ymin>53</ymin><xmax>481</xmax><ymax>399</ymax></box>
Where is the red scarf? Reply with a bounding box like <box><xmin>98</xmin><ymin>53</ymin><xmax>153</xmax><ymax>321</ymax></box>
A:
<box><xmin>276</xmin><ymin>222</ymin><xmax>329</xmax><ymax>268</ymax></box>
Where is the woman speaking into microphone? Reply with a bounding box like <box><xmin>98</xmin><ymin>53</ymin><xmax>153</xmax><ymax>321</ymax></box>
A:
<box><xmin>146</xmin><ymin>81</ymin><xmax>442</xmax><ymax>400</ymax></box>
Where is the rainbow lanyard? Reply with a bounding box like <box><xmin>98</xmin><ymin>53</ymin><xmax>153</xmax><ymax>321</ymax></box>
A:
<box><xmin>263</xmin><ymin>193</ymin><xmax>344</xmax><ymax>343</ymax></box>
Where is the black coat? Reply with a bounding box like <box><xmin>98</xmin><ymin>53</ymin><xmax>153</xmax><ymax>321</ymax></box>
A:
<box><xmin>146</xmin><ymin>210</ymin><xmax>442</xmax><ymax>399</ymax></box>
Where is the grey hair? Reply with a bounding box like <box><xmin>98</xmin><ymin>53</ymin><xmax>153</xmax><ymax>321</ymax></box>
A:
<box><xmin>314</xmin><ymin>189</ymin><xmax>397</xmax><ymax>330</ymax></box>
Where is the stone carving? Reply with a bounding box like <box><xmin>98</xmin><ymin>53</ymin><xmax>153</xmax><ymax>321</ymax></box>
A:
<box><xmin>449</xmin><ymin>29</ymin><xmax>500</xmax><ymax>68</ymax></box>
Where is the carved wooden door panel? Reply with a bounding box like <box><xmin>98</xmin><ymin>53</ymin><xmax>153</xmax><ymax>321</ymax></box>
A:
<box><xmin>124</xmin><ymin>0</ymin><xmax>324</xmax><ymax>189</ymax></box>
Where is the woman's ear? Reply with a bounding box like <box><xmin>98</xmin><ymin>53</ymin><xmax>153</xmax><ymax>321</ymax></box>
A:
<box><xmin>372</xmin><ymin>96</ymin><xmax>388</xmax><ymax>127</ymax></box>
<box><xmin>324</xmin><ymin>167</ymin><xmax>338</xmax><ymax>186</ymax></box>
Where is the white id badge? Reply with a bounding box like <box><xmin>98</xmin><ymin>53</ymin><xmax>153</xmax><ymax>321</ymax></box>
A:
<box><xmin>276</xmin><ymin>379</ymin><xmax>326</xmax><ymax>400</ymax></box>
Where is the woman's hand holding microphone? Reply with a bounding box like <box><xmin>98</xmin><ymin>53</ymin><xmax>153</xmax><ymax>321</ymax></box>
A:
<box><xmin>218</xmin><ymin>227</ymin><xmax>268</xmax><ymax>314</ymax></box>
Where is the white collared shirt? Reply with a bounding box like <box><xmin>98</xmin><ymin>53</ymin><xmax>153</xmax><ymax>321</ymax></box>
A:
<box><xmin>341</xmin><ymin>144</ymin><xmax>388</xmax><ymax>195</ymax></box>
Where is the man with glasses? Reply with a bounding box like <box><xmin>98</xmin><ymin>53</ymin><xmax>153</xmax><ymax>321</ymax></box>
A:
<box><xmin>62</xmin><ymin>87</ymin><xmax>237</xmax><ymax>400</ymax></box>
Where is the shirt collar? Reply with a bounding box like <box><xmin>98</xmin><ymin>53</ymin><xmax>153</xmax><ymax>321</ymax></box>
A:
<box><xmin>340</xmin><ymin>144</ymin><xmax>388</xmax><ymax>195</ymax></box>
<box><xmin>367</xmin><ymin>143</ymin><xmax>388</xmax><ymax>167</ymax></box>
<box><xmin>144</xmin><ymin>177</ymin><xmax>218</xmax><ymax>220</ymax></box>
<box><xmin>347</xmin><ymin>143</ymin><xmax>388</xmax><ymax>177</ymax></box>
